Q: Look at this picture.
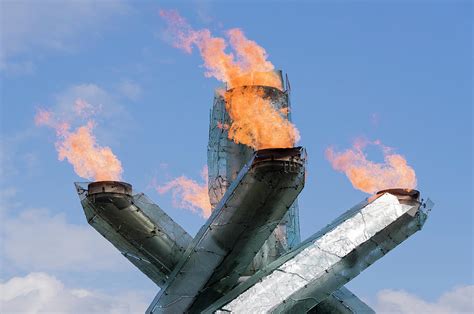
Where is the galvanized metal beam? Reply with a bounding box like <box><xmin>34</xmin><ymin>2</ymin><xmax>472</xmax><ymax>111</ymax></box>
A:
<box><xmin>204</xmin><ymin>190</ymin><xmax>432</xmax><ymax>313</ymax></box>
<box><xmin>147</xmin><ymin>147</ymin><xmax>306</xmax><ymax>313</ymax></box>
<box><xmin>75</xmin><ymin>182</ymin><xmax>192</xmax><ymax>287</ymax></box>
<box><xmin>207</xmin><ymin>78</ymin><xmax>301</xmax><ymax>271</ymax></box>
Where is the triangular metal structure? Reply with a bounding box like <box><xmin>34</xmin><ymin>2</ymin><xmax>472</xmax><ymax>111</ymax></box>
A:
<box><xmin>76</xmin><ymin>71</ymin><xmax>432</xmax><ymax>313</ymax></box>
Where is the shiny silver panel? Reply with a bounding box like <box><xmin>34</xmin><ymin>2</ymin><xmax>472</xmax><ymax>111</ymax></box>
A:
<box><xmin>75</xmin><ymin>182</ymin><xmax>192</xmax><ymax>287</ymax></box>
<box><xmin>207</xmin><ymin>82</ymin><xmax>301</xmax><ymax>273</ymax></box>
<box><xmin>206</xmin><ymin>191</ymin><xmax>432</xmax><ymax>313</ymax></box>
<box><xmin>147</xmin><ymin>147</ymin><xmax>306</xmax><ymax>313</ymax></box>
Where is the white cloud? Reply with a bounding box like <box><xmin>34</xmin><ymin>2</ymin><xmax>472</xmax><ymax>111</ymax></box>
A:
<box><xmin>54</xmin><ymin>83</ymin><xmax>118</xmax><ymax>118</ymax></box>
<box><xmin>0</xmin><ymin>0</ymin><xmax>129</xmax><ymax>69</ymax></box>
<box><xmin>0</xmin><ymin>129</ymin><xmax>38</xmax><ymax>179</ymax></box>
<box><xmin>0</xmin><ymin>60</ymin><xmax>35</xmax><ymax>76</ymax></box>
<box><xmin>2</xmin><ymin>208</ymin><xmax>129</xmax><ymax>272</ymax></box>
<box><xmin>0</xmin><ymin>187</ymin><xmax>20</xmax><ymax>220</ymax></box>
<box><xmin>196</xmin><ymin>0</ymin><xmax>214</xmax><ymax>24</ymax></box>
<box><xmin>118</xmin><ymin>80</ymin><xmax>142</xmax><ymax>101</ymax></box>
<box><xmin>0</xmin><ymin>272</ymin><xmax>150</xmax><ymax>313</ymax></box>
<box><xmin>373</xmin><ymin>285</ymin><xmax>474</xmax><ymax>313</ymax></box>
<box><xmin>50</xmin><ymin>83</ymin><xmax>135</xmax><ymax>147</ymax></box>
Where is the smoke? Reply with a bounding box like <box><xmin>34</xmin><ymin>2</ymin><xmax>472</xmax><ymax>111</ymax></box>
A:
<box><xmin>160</xmin><ymin>9</ymin><xmax>299</xmax><ymax>150</ymax></box>
<box><xmin>156</xmin><ymin>166</ymin><xmax>212</xmax><ymax>218</ymax></box>
<box><xmin>326</xmin><ymin>139</ymin><xmax>417</xmax><ymax>194</ymax></box>
<box><xmin>35</xmin><ymin>99</ymin><xmax>123</xmax><ymax>181</ymax></box>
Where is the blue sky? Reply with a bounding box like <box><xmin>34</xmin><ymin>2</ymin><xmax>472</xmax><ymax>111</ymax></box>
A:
<box><xmin>1</xmin><ymin>1</ymin><xmax>472</xmax><ymax>312</ymax></box>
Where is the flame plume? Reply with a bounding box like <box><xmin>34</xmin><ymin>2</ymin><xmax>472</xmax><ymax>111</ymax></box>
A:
<box><xmin>160</xmin><ymin>10</ymin><xmax>299</xmax><ymax>149</ymax></box>
<box><xmin>160</xmin><ymin>10</ymin><xmax>280</xmax><ymax>90</ymax></box>
<box><xmin>226</xmin><ymin>87</ymin><xmax>300</xmax><ymax>149</ymax></box>
<box><xmin>35</xmin><ymin>100</ymin><xmax>123</xmax><ymax>181</ymax></box>
<box><xmin>326</xmin><ymin>139</ymin><xmax>417</xmax><ymax>194</ymax></box>
<box><xmin>156</xmin><ymin>166</ymin><xmax>212</xmax><ymax>218</ymax></box>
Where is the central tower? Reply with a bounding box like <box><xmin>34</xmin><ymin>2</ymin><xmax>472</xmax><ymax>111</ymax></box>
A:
<box><xmin>207</xmin><ymin>70</ymin><xmax>301</xmax><ymax>272</ymax></box>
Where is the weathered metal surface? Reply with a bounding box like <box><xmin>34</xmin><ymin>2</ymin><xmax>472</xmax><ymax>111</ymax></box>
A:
<box><xmin>206</xmin><ymin>72</ymin><xmax>364</xmax><ymax>313</ymax></box>
<box><xmin>75</xmin><ymin>182</ymin><xmax>192</xmax><ymax>287</ymax></box>
<box><xmin>205</xmin><ymin>191</ymin><xmax>432</xmax><ymax>313</ymax></box>
<box><xmin>207</xmin><ymin>83</ymin><xmax>291</xmax><ymax>208</ymax></box>
<box><xmin>88</xmin><ymin>181</ymin><xmax>132</xmax><ymax>196</ymax></box>
<box><xmin>207</xmin><ymin>77</ymin><xmax>301</xmax><ymax>273</ymax></box>
<box><xmin>75</xmin><ymin>70</ymin><xmax>432</xmax><ymax>314</ymax></box>
<box><xmin>147</xmin><ymin>147</ymin><xmax>306</xmax><ymax>313</ymax></box>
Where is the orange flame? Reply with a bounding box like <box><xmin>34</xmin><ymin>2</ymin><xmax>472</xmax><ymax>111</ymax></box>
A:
<box><xmin>217</xmin><ymin>121</ymin><xmax>230</xmax><ymax>130</ymax></box>
<box><xmin>160</xmin><ymin>10</ymin><xmax>299</xmax><ymax>149</ymax></box>
<box><xmin>156</xmin><ymin>166</ymin><xmax>212</xmax><ymax>218</ymax></box>
<box><xmin>225</xmin><ymin>87</ymin><xmax>300</xmax><ymax>149</ymax></box>
<box><xmin>160</xmin><ymin>10</ymin><xmax>280</xmax><ymax>90</ymax></box>
<box><xmin>326</xmin><ymin>139</ymin><xmax>417</xmax><ymax>194</ymax></box>
<box><xmin>35</xmin><ymin>100</ymin><xmax>123</xmax><ymax>181</ymax></box>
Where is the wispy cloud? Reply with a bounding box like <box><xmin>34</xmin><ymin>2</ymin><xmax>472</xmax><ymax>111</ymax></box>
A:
<box><xmin>0</xmin><ymin>60</ymin><xmax>35</xmax><ymax>76</ymax></box>
<box><xmin>373</xmin><ymin>286</ymin><xmax>474</xmax><ymax>313</ymax></box>
<box><xmin>54</xmin><ymin>84</ymin><xmax>119</xmax><ymax>120</ymax></box>
<box><xmin>51</xmin><ymin>83</ymin><xmax>134</xmax><ymax>147</ymax></box>
<box><xmin>371</xmin><ymin>112</ymin><xmax>380</xmax><ymax>126</ymax></box>
<box><xmin>0</xmin><ymin>128</ymin><xmax>39</xmax><ymax>180</ymax></box>
<box><xmin>195</xmin><ymin>0</ymin><xmax>214</xmax><ymax>24</ymax></box>
<box><xmin>0</xmin><ymin>0</ymin><xmax>129</xmax><ymax>73</ymax></box>
<box><xmin>0</xmin><ymin>272</ymin><xmax>152</xmax><ymax>314</ymax></box>
<box><xmin>0</xmin><ymin>187</ymin><xmax>20</xmax><ymax>220</ymax></box>
<box><xmin>1</xmin><ymin>208</ymin><xmax>129</xmax><ymax>272</ymax></box>
<box><xmin>117</xmin><ymin>80</ymin><xmax>143</xmax><ymax>101</ymax></box>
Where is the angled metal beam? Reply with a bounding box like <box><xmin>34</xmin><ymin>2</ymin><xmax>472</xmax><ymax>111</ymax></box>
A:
<box><xmin>207</xmin><ymin>81</ymin><xmax>371</xmax><ymax>314</ymax></box>
<box><xmin>204</xmin><ymin>190</ymin><xmax>432</xmax><ymax>313</ymax></box>
<box><xmin>147</xmin><ymin>147</ymin><xmax>306</xmax><ymax>313</ymax></box>
<box><xmin>207</xmin><ymin>79</ymin><xmax>301</xmax><ymax>272</ymax></box>
<box><xmin>75</xmin><ymin>182</ymin><xmax>192</xmax><ymax>287</ymax></box>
